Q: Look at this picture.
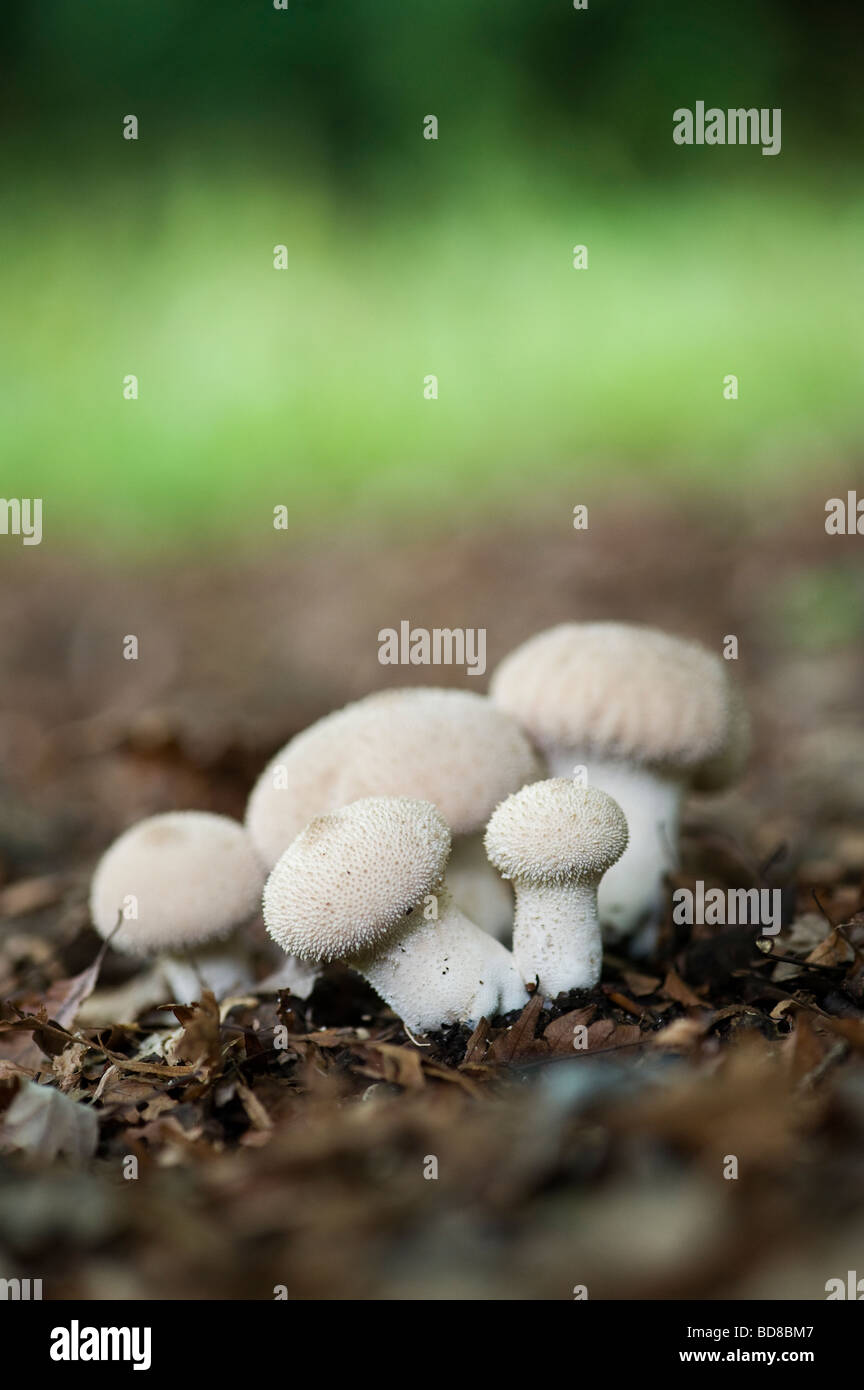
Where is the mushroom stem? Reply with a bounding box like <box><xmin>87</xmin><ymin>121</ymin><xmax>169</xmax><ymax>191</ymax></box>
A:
<box><xmin>510</xmin><ymin>878</ymin><xmax>602</xmax><ymax>997</ymax></box>
<box><xmin>254</xmin><ymin>954</ymin><xmax>320</xmax><ymax>998</ymax></box>
<box><xmin>447</xmin><ymin>831</ymin><xmax>514</xmax><ymax>941</ymax></box>
<box><xmin>349</xmin><ymin>888</ymin><xmax>528</xmax><ymax>1033</ymax></box>
<box><xmin>546</xmin><ymin>751</ymin><xmax>681</xmax><ymax>947</ymax></box>
<box><xmin>159</xmin><ymin>940</ymin><xmax>256</xmax><ymax>1003</ymax></box>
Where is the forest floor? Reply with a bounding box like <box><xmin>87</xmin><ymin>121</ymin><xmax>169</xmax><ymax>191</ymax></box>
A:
<box><xmin>1</xmin><ymin>496</ymin><xmax>864</xmax><ymax>1299</ymax></box>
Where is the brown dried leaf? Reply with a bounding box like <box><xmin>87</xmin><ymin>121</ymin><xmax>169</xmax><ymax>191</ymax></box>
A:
<box><xmin>0</xmin><ymin>1011</ymin><xmax>79</xmax><ymax>1061</ymax></box>
<box><xmin>236</xmin><ymin>1080</ymin><xmax>274</xmax><ymax>1131</ymax></box>
<box><xmin>356</xmin><ymin>1042</ymin><xmax>426</xmax><ymax>1090</ymax></box>
<box><xmin>605</xmin><ymin>991</ymin><xmax>645</xmax><ymax>1018</ymax></box>
<box><xmin>806</xmin><ymin>929</ymin><xmax>854</xmax><ymax>969</ymax></box>
<box><xmin>584</xmin><ymin>1019</ymin><xmax>643</xmax><ymax>1053</ymax></box>
<box><xmin>167</xmin><ymin>992</ymin><xmax>224</xmax><ymax>1075</ymax></box>
<box><xmin>652</xmin><ymin>1017</ymin><xmax>706</xmax><ymax>1051</ymax></box>
<box><xmin>662</xmin><ymin>969</ymin><xmax>705</xmax><ymax>1008</ymax></box>
<box><xmin>39</xmin><ymin>958</ymin><xmax>104</xmax><ymax>1031</ymax></box>
<box><xmin>488</xmin><ymin>995</ymin><xmax>546</xmax><ymax>1065</ymax></box>
<box><xmin>543</xmin><ymin>1006</ymin><xmax>597</xmax><ymax>1052</ymax></box>
<box><xmin>461</xmin><ymin>1018</ymin><xmax>491</xmax><ymax>1066</ymax></box>
<box><xmin>622</xmin><ymin>970</ymin><xmax>662</xmax><ymax>997</ymax></box>
<box><xmin>51</xmin><ymin>1041</ymin><xmax>89</xmax><ymax>1090</ymax></box>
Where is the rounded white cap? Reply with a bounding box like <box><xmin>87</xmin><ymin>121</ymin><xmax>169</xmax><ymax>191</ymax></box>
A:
<box><xmin>491</xmin><ymin>623</ymin><xmax>744</xmax><ymax>781</ymax></box>
<box><xmin>263</xmin><ymin>796</ymin><xmax>451</xmax><ymax>962</ymax></box>
<box><xmin>246</xmin><ymin>688</ymin><xmax>541</xmax><ymax>868</ymax></box>
<box><xmin>485</xmin><ymin>779</ymin><xmax>628</xmax><ymax>884</ymax></box>
<box><xmin>90</xmin><ymin>811</ymin><xmax>264</xmax><ymax>955</ymax></box>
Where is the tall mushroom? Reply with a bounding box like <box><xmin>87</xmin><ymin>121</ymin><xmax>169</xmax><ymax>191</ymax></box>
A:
<box><xmin>485</xmin><ymin>779</ymin><xmax>628</xmax><ymax>997</ymax></box>
<box><xmin>88</xmin><ymin>811</ymin><xmax>314</xmax><ymax>1007</ymax></box>
<box><xmin>246</xmin><ymin>688</ymin><xmax>542</xmax><ymax>938</ymax></box>
<box><xmin>490</xmin><ymin>623</ymin><xmax>748</xmax><ymax>950</ymax></box>
<box><xmin>263</xmin><ymin>796</ymin><xmax>529</xmax><ymax>1032</ymax></box>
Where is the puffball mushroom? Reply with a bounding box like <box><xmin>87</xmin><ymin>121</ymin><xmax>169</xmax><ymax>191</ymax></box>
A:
<box><xmin>246</xmin><ymin>688</ymin><xmax>542</xmax><ymax>939</ymax></box>
<box><xmin>490</xmin><ymin>623</ymin><xmax>748</xmax><ymax>950</ymax></box>
<box><xmin>89</xmin><ymin>811</ymin><xmax>280</xmax><ymax>1004</ymax></box>
<box><xmin>485</xmin><ymin>780</ymin><xmax>628</xmax><ymax>998</ymax></box>
<box><xmin>262</xmin><ymin>796</ymin><xmax>529</xmax><ymax>1032</ymax></box>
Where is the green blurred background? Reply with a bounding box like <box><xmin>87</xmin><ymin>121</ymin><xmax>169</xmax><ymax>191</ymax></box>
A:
<box><xmin>1</xmin><ymin>0</ymin><xmax>861</xmax><ymax>548</ymax></box>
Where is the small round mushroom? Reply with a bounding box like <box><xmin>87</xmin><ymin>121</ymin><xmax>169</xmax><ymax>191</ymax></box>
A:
<box><xmin>490</xmin><ymin>623</ymin><xmax>748</xmax><ymax>950</ymax></box>
<box><xmin>246</xmin><ymin>688</ymin><xmax>542</xmax><ymax>939</ymax></box>
<box><xmin>263</xmin><ymin>796</ymin><xmax>529</xmax><ymax>1032</ymax></box>
<box><xmin>485</xmin><ymin>779</ymin><xmax>628</xmax><ymax>998</ymax></box>
<box><xmin>88</xmin><ymin>811</ymin><xmax>310</xmax><ymax>1005</ymax></box>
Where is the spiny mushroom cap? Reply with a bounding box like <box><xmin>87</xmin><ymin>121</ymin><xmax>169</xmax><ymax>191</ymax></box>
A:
<box><xmin>491</xmin><ymin>623</ymin><xmax>744</xmax><ymax>782</ymax></box>
<box><xmin>485</xmin><ymin>779</ymin><xmax>628</xmax><ymax>884</ymax></box>
<box><xmin>263</xmin><ymin>796</ymin><xmax>451</xmax><ymax>963</ymax></box>
<box><xmin>246</xmin><ymin>687</ymin><xmax>542</xmax><ymax>867</ymax></box>
<box><xmin>89</xmin><ymin>812</ymin><xmax>264</xmax><ymax>956</ymax></box>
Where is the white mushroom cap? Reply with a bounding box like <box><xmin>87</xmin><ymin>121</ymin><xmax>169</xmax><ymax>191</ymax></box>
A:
<box><xmin>90</xmin><ymin>812</ymin><xmax>264</xmax><ymax>956</ymax></box>
<box><xmin>246</xmin><ymin>688</ymin><xmax>541</xmax><ymax>868</ymax></box>
<box><xmin>485</xmin><ymin>780</ymin><xmax>628</xmax><ymax>884</ymax></box>
<box><xmin>490</xmin><ymin>623</ymin><xmax>744</xmax><ymax>782</ymax></box>
<box><xmin>263</xmin><ymin>796</ymin><xmax>451</xmax><ymax>963</ymax></box>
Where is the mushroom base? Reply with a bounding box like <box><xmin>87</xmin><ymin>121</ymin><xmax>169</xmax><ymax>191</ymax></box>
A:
<box><xmin>511</xmin><ymin>879</ymin><xmax>603</xmax><ymax>998</ymax></box>
<box><xmin>349</xmin><ymin>889</ymin><xmax>528</xmax><ymax>1033</ymax></box>
<box><xmin>160</xmin><ymin>940</ymin><xmax>256</xmax><ymax>1003</ymax></box>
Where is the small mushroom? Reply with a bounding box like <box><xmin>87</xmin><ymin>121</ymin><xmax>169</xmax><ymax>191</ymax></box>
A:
<box><xmin>485</xmin><ymin>779</ymin><xmax>628</xmax><ymax>998</ymax></box>
<box><xmin>88</xmin><ymin>811</ymin><xmax>309</xmax><ymax>1005</ymax></box>
<box><xmin>262</xmin><ymin>796</ymin><xmax>529</xmax><ymax>1032</ymax></box>
<box><xmin>246</xmin><ymin>688</ymin><xmax>542</xmax><ymax>939</ymax></box>
<box><xmin>490</xmin><ymin>623</ymin><xmax>748</xmax><ymax>951</ymax></box>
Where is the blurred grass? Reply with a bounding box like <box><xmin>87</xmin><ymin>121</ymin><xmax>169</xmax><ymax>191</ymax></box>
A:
<box><xmin>2</xmin><ymin>159</ymin><xmax>862</xmax><ymax>549</ymax></box>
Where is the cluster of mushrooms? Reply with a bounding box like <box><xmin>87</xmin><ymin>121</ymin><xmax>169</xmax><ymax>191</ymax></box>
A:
<box><xmin>87</xmin><ymin>623</ymin><xmax>748</xmax><ymax>1033</ymax></box>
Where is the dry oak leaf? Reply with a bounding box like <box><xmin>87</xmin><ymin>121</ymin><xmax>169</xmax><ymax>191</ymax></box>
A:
<box><xmin>37</xmin><ymin>958</ymin><xmax>104</xmax><ymax>1031</ymax></box>
<box><xmin>167</xmin><ymin>991</ymin><xmax>224</xmax><ymax>1075</ymax></box>
<box><xmin>488</xmin><ymin>995</ymin><xmax>547</xmax><ymax>1065</ymax></box>
<box><xmin>543</xmin><ymin>1006</ymin><xmax>597</xmax><ymax>1053</ymax></box>
<box><xmin>582</xmin><ymin>1018</ymin><xmax>643</xmax><ymax>1052</ymax></box>
<box><xmin>355</xmin><ymin>1042</ymin><xmax>426</xmax><ymax>1090</ymax></box>
<box><xmin>622</xmin><ymin>970</ymin><xmax>663</xmax><ymax>997</ymax></box>
<box><xmin>661</xmin><ymin>969</ymin><xmax>706</xmax><ymax>1009</ymax></box>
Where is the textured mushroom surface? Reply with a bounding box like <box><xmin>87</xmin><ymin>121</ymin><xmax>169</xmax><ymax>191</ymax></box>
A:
<box><xmin>263</xmin><ymin>796</ymin><xmax>451</xmax><ymax>962</ymax></box>
<box><xmin>247</xmin><ymin>688</ymin><xmax>541</xmax><ymax>867</ymax></box>
<box><xmin>485</xmin><ymin>779</ymin><xmax>629</xmax><ymax>884</ymax></box>
<box><xmin>491</xmin><ymin>622</ymin><xmax>741</xmax><ymax>777</ymax></box>
<box><xmin>485</xmin><ymin>780</ymin><xmax>628</xmax><ymax>995</ymax></box>
<box><xmin>90</xmin><ymin>811</ymin><xmax>264</xmax><ymax>955</ymax></box>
